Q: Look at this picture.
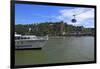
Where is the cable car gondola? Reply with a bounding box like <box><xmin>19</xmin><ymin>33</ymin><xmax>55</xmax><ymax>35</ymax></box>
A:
<box><xmin>71</xmin><ymin>15</ymin><xmax>77</xmax><ymax>23</ymax></box>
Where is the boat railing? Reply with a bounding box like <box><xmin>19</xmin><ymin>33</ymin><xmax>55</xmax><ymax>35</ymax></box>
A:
<box><xmin>15</xmin><ymin>35</ymin><xmax>48</xmax><ymax>40</ymax></box>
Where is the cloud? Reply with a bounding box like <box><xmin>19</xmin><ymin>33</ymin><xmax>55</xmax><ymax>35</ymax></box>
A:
<box><xmin>57</xmin><ymin>7</ymin><xmax>94</xmax><ymax>28</ymax></box>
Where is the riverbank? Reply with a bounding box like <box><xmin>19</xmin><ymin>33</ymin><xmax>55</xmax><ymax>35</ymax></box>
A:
<box><xmin>48</xmin><ymin>34</ymin><xmax>94</xmax><ymax>38</ymax></box>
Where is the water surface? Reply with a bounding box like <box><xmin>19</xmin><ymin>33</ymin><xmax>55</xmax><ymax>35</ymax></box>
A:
<box><xmin>15</xmin><ymin>36</ymin><xmax>94</xmax><ymax>65</ymax></box>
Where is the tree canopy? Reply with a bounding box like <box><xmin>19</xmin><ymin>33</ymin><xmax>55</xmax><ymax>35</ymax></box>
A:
<box><xmin>15</xmin><ymin>21</ymin><xmax>94</xmax><ymax>36</ymax></box>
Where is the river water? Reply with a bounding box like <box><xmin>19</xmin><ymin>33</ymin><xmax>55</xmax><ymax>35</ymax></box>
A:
<box><xmin>15</xmin><ymin>36</ymin><xmax>94</xmax><ymax>65</ymax></box>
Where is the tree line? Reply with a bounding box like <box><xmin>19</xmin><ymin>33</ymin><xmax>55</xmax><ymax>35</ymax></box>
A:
<box><xmin>15</xmin><ymin>21</ymin><xmax>94</xmax><ymax>36</ymax></box>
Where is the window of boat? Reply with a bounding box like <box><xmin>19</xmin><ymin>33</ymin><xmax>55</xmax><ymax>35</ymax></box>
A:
<box><xmin>21</xmin><ymin>41</ymin><xmax>23</xmax><ymax>44</ymax></box>
<box><xmin>16</xmin><ymin>45</ymin><xmax>32</xmax><ymax>48</ymax></box>
<box><xmin>15</xmin><ymin>37</ymin><xmax>21</xmax><ymax>40</ymax></box>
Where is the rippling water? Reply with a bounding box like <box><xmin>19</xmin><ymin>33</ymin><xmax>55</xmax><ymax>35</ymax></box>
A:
<box><xmin>15</xmin><ymin>36</ymin><xmax>94</xmax><ymax>65</ymax></box>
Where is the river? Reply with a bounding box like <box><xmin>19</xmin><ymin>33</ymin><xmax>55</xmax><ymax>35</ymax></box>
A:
<box><xmin>15</xmin><ymin>36</ymin><xmax>94</xmax><ymax>66</ymax></box>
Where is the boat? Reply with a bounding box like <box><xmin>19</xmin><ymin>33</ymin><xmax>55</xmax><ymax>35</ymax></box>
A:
<box><xmin>15</xmin><ymin>33</ymin><xmax>48</xmax><ymax>50</ymax></box>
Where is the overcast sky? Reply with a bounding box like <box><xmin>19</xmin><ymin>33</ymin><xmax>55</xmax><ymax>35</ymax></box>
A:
<box><xmin>15</xmin><ymin>4</ymin><xmax>94</xmax><ymax>28</ymax></box>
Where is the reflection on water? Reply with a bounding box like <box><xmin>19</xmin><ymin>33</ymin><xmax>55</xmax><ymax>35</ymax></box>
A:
<box><xmin>15</xmin><ymin>36</ymin><xmax>94</xmax><ymax>65</ymax></box>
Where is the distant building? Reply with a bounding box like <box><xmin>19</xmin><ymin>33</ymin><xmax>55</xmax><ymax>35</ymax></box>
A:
<box><xmin>60</xmin><ymin>21</ymin><xmax>66</xmax><ymax>35</ymax></box>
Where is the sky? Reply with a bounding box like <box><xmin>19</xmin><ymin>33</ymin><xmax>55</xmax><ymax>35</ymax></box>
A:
<box><xmin>15</xmin><ymin>4</ymin><xmax>94</xmax><ymax>28</ymax></box>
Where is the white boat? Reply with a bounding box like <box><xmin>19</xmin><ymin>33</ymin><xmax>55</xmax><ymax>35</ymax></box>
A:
<box><xmin>15</xmin><ymin>33</ymin><xmax>48</xmax><ymax>50</ymax></box>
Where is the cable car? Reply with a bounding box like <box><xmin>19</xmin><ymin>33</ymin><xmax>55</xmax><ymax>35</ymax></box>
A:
<box><xmin>71</xmin><ymin>15</ymin><xmax>77</xmax><ymax>23</ymax></box>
